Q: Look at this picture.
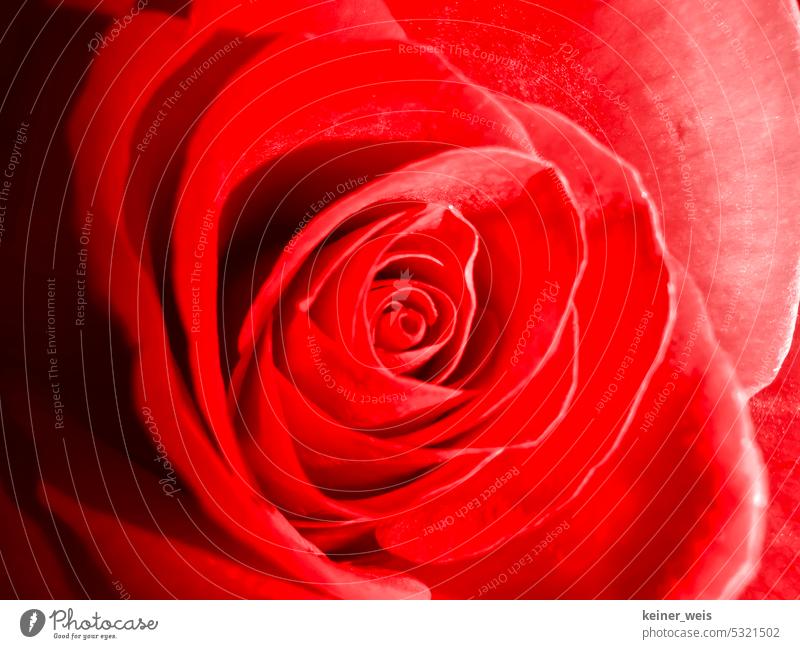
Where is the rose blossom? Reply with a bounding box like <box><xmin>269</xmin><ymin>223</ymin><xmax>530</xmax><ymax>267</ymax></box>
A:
<box><xmin>1</xmin><ymin>0</ymin><xmax>798</xmax><ymax>599</ymax></box>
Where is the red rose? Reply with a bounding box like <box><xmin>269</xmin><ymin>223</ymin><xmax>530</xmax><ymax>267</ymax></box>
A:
<box><xmin>2</xmin><ymin>0</ymin><xmax>799</xmax><ymax>599</ymax></box>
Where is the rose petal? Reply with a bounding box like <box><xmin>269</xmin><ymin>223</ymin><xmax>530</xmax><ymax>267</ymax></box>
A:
<box><xmin>190</xmin><ymin>0</ymin><xmax>405</xmax><ymax>40</ymax></box>
<box><xmin>41</xmin><ymin>436</ymin><xmax>427</xmax><ymax>598</ymax></box>
<box><xmin>742</xmin><ymin>306</ymin><xmax>800</xmax><ymax>598</ymax></box>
